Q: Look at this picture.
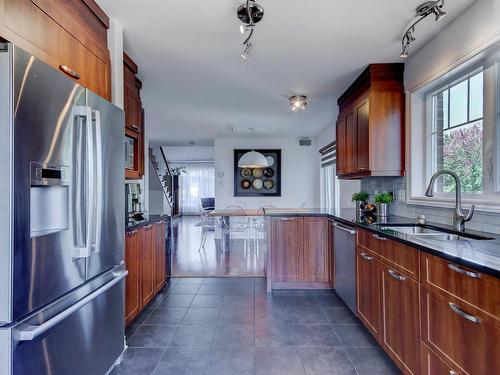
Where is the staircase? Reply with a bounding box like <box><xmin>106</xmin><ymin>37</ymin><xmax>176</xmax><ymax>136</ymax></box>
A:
<box><xmin>149</xmin><ymin>146</ymin><xmax>177</xmax><ymax>216</ymax></box>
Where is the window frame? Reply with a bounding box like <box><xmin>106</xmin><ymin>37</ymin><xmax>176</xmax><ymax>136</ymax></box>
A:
<box><xmin>407</xmin><ymin>42</ymin><xmax>500</xmax><ymax>213</ymax></box>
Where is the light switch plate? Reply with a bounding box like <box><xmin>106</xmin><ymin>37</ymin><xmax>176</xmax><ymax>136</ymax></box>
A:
<box><xmin>396</xmin><ymin>189</ymin><xmax>406</xmax><ymax>203</ymax></box>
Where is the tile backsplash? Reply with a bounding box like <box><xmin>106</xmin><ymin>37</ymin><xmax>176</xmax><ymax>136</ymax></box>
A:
<box><xmin>360</xmin><ymin>177</ymin><xmax>500</xmax><ymax>235</ymax></box>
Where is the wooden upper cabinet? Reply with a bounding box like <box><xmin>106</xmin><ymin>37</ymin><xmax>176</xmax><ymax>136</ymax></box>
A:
<box><xmin>125</xmin><ymin>229</ymin><xmax>141</xmax><ymax>326</ymax></box>
<box><xmin>1</xmin><ymin>0</ymin><xmax>111</xmax><ymax>100</ymax></box>
<box><xmin>356</xmin><ymin>247</ymin><xmax>382</xmax><ymax>342</ymax></box>
<box><xmin>336</xmin><ymin>64</ymin><xmax>404</xmax><ymax>178</ymax></box>
<box><xmin>381</xmin><ymin>262</ymin><xmax>421</xmax><ymax>375</ymax></box>
<box><xmin>303</xmin><ymin>217</ymin><xmax>330</xmax><ymax>282</ymax></box>
<box><xmin>271</xmin><ymin>217</ymin><xmax>304</xmax><ymax>282</ymax></box>
<box><xmin>124</xmin><ymin>53</ymin><xmax>144</xmax><ymax>179</ymax></box>
<box><xmin>336</xmin><ymin>118</ymin><xmax>347</xmax><ymax>175</ymax></box>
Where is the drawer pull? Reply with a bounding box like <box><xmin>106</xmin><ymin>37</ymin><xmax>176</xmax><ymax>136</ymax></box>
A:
<box><xmin>388</xmin><ymin>269</ymin><xmax>406</xmax><ymax>281</ymax></box>
<box><xmin>144</xmin><ymin>224</ymin><xmax>153</xmax><ymax>229</ymax></box>
<box><xmin>127</xmin><ymin>230</ymin><xmax>138</xmax><ymax>235</ymax></box>
<box><xmin>360</xmin><ymin>252</ymin><xmax>373</xmax><ymax>261</ymax></box>
<box><xmin>372</xmin><ymin>234</ymin><xmax>387</xmax><ymax>241</ymax></box>
<box><xmin>448</xmin><ymin>302</ymin><xmax>481</xmax><ymax>324</ymax></box>
<box><xmin>130</xmin><ymin>124</ymin><xmax>139</xmax><ymax>130</ymax></box>
<box><xmin>449</xmin><ymin>371</ymin><xmax>458</xmax><ymax>375</ymax></box>
<box><xmin>59</xmin><ymin>65</ymin><xmax>80</xmax><ymax>80</ymax></box>
<box><xmin>448</xmin><ymin>264</ymin><xmax>480</xmax><ymax>279</ymax></box>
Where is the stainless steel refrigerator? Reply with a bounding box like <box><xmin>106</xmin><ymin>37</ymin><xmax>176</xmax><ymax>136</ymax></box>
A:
<box><xmin>0</xmin><ymin>43</ymin><xmax>127</xmax><ymax>375</ymax></box>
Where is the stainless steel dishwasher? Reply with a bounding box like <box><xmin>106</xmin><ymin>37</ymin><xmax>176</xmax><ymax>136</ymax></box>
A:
<box><xmin>333</xmin><ymin>221</ymin><xmax>357</xmax><ymax>313</ymax></box>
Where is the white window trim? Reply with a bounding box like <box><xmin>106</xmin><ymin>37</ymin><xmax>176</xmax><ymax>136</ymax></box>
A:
<box><xmin>406</xmin><ymin>35</ymin><xmax>500</xmax><ymax>213</ymax></box>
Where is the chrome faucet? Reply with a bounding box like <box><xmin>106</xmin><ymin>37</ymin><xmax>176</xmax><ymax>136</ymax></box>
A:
<box><xmin>425</xmin><ymin>170</ymin><xmax>475</xmax><ymax>231</ymax></box>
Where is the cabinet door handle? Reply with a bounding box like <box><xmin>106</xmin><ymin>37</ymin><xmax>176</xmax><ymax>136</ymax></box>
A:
<box><xmin>59</xmin><ymin>65</ymin><xmax>80</xmax><ymax>80</ymax></box>
<box><xmin>127</xmin><ymin>230</ymin><xmax>138</xmax><ymax>235</ymax></box>
<box><xmin>360</xmin><ymin>252</ymin><xmax>373</xmax><ymax>261</ymax></box>
<box><xmin>359</xmin><ymin>167</ymin><xmax>368</xmax><ymax>171</ymax></box>
<box><xmin>449</xmin><ymin>371</ymin><xmax>458</xmax><ymax>375</ymax></box>
<box><xmin>333</xmin><ymin>223</ymin><xmax>356</xmax><ymax>234</ymax></box>
<box><xmin>388</xmin><ymin>269</ymin><xmax>406</xmax><ymax>281</ymax></box>
<box><xmin>448</xmin><ymin>302</ymin><xmax>481</xmax><ymax>324</ymax></box>
<box><xmin>448</xmin><ymin>264</ymin><xmax>480</xmax><ymax>279</ymax></box>
<box><xmin>130</xmin><ymin>124</ymin><xmax>139</xmax><ymax>130</ymax></box>
<box><xmin>144</xmin><ymin>224</ymin><xmax>153</xmax><ymax>230</ymax></box>
<box><xmin>372</xmin><ymin>234</ymin><xmax>387</xmax><ymax>241</ymax></box>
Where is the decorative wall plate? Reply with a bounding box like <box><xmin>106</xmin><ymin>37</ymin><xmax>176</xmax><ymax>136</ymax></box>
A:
<box><xmin>266</xmin><ymin>156</ymin><xmax>275</xmax><ymax>167</ymax></box>
<box><xmin>263</xmin><ymin>179</ymin><xmax>274</xmax><ymax>190</ymax></box>
<box><xmin>263</xmin><ymin>167</ymin><xmax>274</xmax><ymax>178</ymax></box>
<box><xmin>241</xmin><ymin>179</ymin><xmax>252</xmax><ymax>189</ymax></box>
<box><xmin>241</xmin><ymin>168</ymin><xmax>251</xmax><ymax>178</ymax></box>
<box><xmin>252</xmin><ymin>168</ymin><xmax>263</xmax><ymax>178</ymax></box>
<box><xmin>252</xmin><ymin>179</ymin><xmax>263</xmax><ymax>189</ymax></box>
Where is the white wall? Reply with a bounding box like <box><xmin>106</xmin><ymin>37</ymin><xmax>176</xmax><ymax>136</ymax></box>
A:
<box><xmin>164</xmin><ymin>146</ymin><xmax>214</xmax><ymax>162</ymax></box>
<box><xmin>214</xmin><ymin>137</ymin><xmax>318</xmax><ymax>209</ymax></box>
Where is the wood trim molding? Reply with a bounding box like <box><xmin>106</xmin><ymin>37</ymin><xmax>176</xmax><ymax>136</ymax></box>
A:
<box><xmin>81</xmin><ymin>0</ymin><xmax>109</xmax><ymax>28</ymax></box>
<box><xmin>124</xmin><ymin>52</ymin><xmax>138</xmax><ymax>74</ymax></box>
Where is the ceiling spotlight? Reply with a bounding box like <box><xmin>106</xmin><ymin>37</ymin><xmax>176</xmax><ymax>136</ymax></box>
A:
<box><xmin>399</xmin><ymin>0</ymin><xmax>446</xmax><ymax>58</ymax></box>
<box><xmin>289</xmin><ymin>95</ymin><xmax>307</xmax><ymax>111</ymax></box>
<box><xmin>241</xmin><ymin>43</ymin><xmax>252</xmax><ymax>59</ymax></box>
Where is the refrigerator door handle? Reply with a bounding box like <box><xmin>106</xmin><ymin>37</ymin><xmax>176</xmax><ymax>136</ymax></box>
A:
<box><xmin>14</xmin><ymin>270</ymin><xmax>128</xmax><ymax>341</ymax></box>
<box><xmin>73</xmin><ymin>106</ymin><xmax>94</xmax><ymax>259</ymax></box>
<box><xmin>92</xmin><ymin>109</ymin><xmax>103</xmax><ymax>253</ymax></box>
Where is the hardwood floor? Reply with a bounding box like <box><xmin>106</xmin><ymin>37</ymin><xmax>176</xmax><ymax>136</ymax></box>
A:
<box><xmin>171</xmin><ymin>216</ymin><xmax>265</xmax><ymax>277</ymax></box>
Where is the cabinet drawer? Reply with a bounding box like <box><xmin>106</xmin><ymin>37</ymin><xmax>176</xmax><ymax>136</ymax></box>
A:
<box><xmin>421</xmin><ymin>253</ymin><xmax>500</xmax><ymax>324</ymax></box>
<box><xmin>421</xmin><ymin>289</ymin><xmax>500</xmax><ymax>375</ymax></box>
<box><xmin>357</xmin><ymin>229</ymin><xmax>419</xmax><ymax>280</ymax></box>
<box><xmin>420</xmin><ymin>343</ymin><xmax>462</xmax><ymax>375</ymax></box>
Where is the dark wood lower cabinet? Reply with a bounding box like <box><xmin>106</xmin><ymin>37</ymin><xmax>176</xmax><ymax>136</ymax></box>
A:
<box><xmin>125</xmin><ymin>229</ymin><xmax>140</xmax><ymax>325</ymax></box>
<box><xmin>125</xmin><ymin>221</ymin><xmax>168</xmax><ymax>326</ymax></box>
<box><xmin>381</xmin><ymin>263</ymin><xmax>420</xmax><ymax>375</ymax></box>
<box><xmin>356</xmin><ymin>247</ymin><xmax>382</xmax><ymax>342</ymax></box>
<box><xmin>420</xmin><ymin>342</ymin><xmax>462</xmax><ymax>375</ymax></box>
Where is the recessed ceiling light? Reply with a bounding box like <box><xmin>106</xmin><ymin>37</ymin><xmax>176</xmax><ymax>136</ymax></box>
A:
<box><xmin>241</xmin><ymin>43</ymin><xmax>252</xmax><ymax>59</ymax></box>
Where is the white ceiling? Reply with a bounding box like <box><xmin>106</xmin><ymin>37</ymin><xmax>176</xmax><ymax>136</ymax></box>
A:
<box><xmin>97</xmin><ymin>0</ymin><xmax>476</xmax><ymax>146</ymax></box>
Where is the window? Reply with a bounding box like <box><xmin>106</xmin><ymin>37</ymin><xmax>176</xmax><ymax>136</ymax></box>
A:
<box><xmin>175</xmin><ymin>163</ymin><xmax>215</xmax><ymax>215</ymax></box>
<box><xmin>428</xmin><ymin>70</ymin><xmax>484</xmax><ymax>194</ymax></box>
<box><xmin>407</xmin><ymin>41</ymin><xmax>500</xmax><ymax>211</ymax></box>
<box><xmin>319</xmin><ymin>142</ymin><xmax>337</xmax><ymax>210</ymax></box>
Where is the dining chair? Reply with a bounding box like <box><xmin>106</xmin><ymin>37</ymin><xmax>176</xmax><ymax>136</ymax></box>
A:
<box><xmin>198</xmin><ymin>200</ymin><xmax>216</xmax><ymax>251</ymax></box>
<box><xmin>219</xmin><ymin>205</ymin><xmax>250</xmax><ymax>257</ymax></box>
<box><xmin>253</xmin><ymin>204</ymin><xmax>275</xmax><ymax>258</ymax></box>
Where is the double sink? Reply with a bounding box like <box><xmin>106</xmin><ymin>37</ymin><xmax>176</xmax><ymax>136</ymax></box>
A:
<box><xmin>378</xmin><ymin>223</ymin><xmax>494</xmax><ymax>241</ymax></box>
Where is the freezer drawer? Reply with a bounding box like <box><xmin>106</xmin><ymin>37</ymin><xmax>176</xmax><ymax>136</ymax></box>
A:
<box><xmin>10</xmin><ymin>270</ymin><xmax>126</xmax><ymax>375</ymax></box>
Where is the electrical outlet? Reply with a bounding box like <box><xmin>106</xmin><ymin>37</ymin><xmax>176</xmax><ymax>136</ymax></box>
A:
<box><xmin>396</xmin><ymin>189</ymin><xmax>406</xmax><ymax>203</ymax></box>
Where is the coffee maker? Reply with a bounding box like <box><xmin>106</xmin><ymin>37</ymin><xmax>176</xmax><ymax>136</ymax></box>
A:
<box><xmin>126</xmin><ymin>183</ymin><xmax>145</xmax><ymax>223</ymax></box>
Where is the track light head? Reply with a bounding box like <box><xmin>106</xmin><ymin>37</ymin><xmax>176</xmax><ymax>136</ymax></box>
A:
<box><xmin>400</xmin><ymin>44</ymin><xmax>409</xmax><ymax>58</ymax></box>
<box><xmin>432</xmin><ymin>5</ymin><xmax>446</xmax><ymax>21</ymax></box>
<box><xmin>289</xmin><ymin>95</ymin><xmax>307</xmax><ymax>111</ymax></box>
<box><xmin>241</xmin><ymin>43</ymin><xmax>252</xmax><ymax>59</ymax></box>
<box><xmin>240</xmin><ymin>24</ymin><xmax>254</xmax><ymax>34</ymax></box>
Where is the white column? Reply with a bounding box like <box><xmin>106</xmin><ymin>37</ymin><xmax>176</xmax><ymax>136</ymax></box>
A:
<box><xmin>107</xmin><ymin>18</ymin><xmax>124</xmax><ymax>109</ymax></box>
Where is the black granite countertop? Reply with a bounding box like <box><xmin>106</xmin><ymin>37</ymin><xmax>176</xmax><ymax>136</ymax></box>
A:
<box><xmin>264</xmin><ymin>208</ymin><xmax>500</xmax><ymax>278</ymax></box>
<box><xmin>126</xmin><ymin>214</ymin><xmax>170</xmax><ymax>231</ymax></box>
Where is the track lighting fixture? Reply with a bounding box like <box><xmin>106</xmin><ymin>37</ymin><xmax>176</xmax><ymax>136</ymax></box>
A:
<box><xmin>400</xmin><ymin>0</ymin><xmax>446</xmax><ymax>58</ymax></box>
<box><xmin>289</xmin><ymin>95</ymin><xmax>307</xmax><ymax>111</ymax></box>
<box><xmin>237</xmin><ymin>0</ymin><xmax>264</xmax><ymax>59</ymax></box>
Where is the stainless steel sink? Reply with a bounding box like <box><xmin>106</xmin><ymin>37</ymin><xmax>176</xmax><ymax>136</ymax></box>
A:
<box><xmin>378</xmin><ymin>224</ymin><xmax>493</xmax><ymax>241</ymax></box>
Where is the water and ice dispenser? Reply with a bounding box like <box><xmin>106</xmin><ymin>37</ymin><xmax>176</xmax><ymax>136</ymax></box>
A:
<box><xmin>30</xmin><ymin>162</ymin><xmax>70</xmax><ymax>237</ymax></box>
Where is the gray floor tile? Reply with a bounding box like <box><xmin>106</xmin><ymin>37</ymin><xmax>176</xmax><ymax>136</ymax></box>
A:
<box><xmin>168</xmin><ymin>284</ymin><xmax>201</xmax><ymax>295</ymax></box>
<box><xmin>152</xmin><ymin>348</ymin><xmax>210</xmax><ymax>375</ymax></box>
<box><xmin>176</xmin><ymin>278</ymin><xmax>205</xmax><ymax>285</ymax></box>
<box><xmin>324</xmin><ymin>307</ymin><xmax>359</xmax><ymax>324</ymax></box>
<box><xmin>332</xmin><ymin>324</ymin><xmax>378</xmax><ymax>347</ymax></box>
<box><xmin>346</xmin><ymin>347</ymin><xmax>401</xmax><ymax>374</ymax></box>
<box><xmin>204</xmin><ymin>347</ymin><xmax>254</xmax><ymax>375</ymax></box>
<box><xmin>159</xmin><ymin>294</ymin><xmax>194</xmax><ymax>308</ymax></box>
<box><xmin>212</xmin><ymin>324</ymin><xmax>254</xmax><ymax>347</ymax></box>
<box><xmin>131</xmin><ymin>308</ymin><xmax>154</xmax><ymax>325</ymax></box>
<box><xmin>315</xmin><ymin>294</ymin><xmax>345</xmax><ymax>308</ymax></box>
<box><xmin>222</xmin><ymin>294</ymin><xmax>254</xmax><ymax>307</ymax></box>
<box><xmin>125</xmin><ymin>324</ymin><xmax>140</xmax><ymax>342</ymax></box>
<box><xmin>127</xmin><ymin>325</ymin><xmax>178</xmax><ymax>348</ymax></box>
<box><xmin>257</xmin><ymin>306</ymin><xmax>329</xmax><ymax>325</ymax></box>
<box><xmin>198</xmin><ymin>285</ymin><xmax>228</xmax><ymax>295</ymax></box>
<box><xmin>218</xmin><ymin>307</ymin><xmax>254</xmax><ymax>325</ymax></box>
<box><xmin>300</xmin><ymin>347</ymin><xmax>357</xmax><ymax>375</ymax></box>
<box><xmin>145</xmin><ymin>308</ymin><xmax>188</xmax><ymax>325</ymax></box>
<box><xmin>255</xmin><ymin>347</ymin><xmax>306</xmax><ymax>375</ymax></box>
<box><xmin>182</xmin><ymin>308</ymin><xmax>221</xmax><ymax>324</ymax></box>
<box><xmin>293</xmin><ymin>325</ymin><xmax>342</xmax><ymax>347</ymax></box>
<box><xmin>111</xmin><ymin>348</ymin><xmax>164</xmax><ymax>375</ymax></box>
<box><xmin>170</xmin><ymin>325</ymin><xmax>216</xmax><ymax>347</ymax></box>
<box><xmin>255</xmin><ymin>323</ymin><xmax>298</xmax><ymax>347</ymax></box>
<box><xmin>191</xmin><ymin>294</ymin><xmax>225</xmax><ymax>308</ymax></box>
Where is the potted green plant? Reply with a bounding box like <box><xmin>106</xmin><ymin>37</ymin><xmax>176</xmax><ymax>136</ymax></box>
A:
<box><xmin>352</xmin><ymin>191</ymin><xmax>369</xmax><ymax>213</ymax></box>
<box><xmin>374</xmin><ymin>192</ymin><xmax>393</xmax><ymax>217</ymax></box>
